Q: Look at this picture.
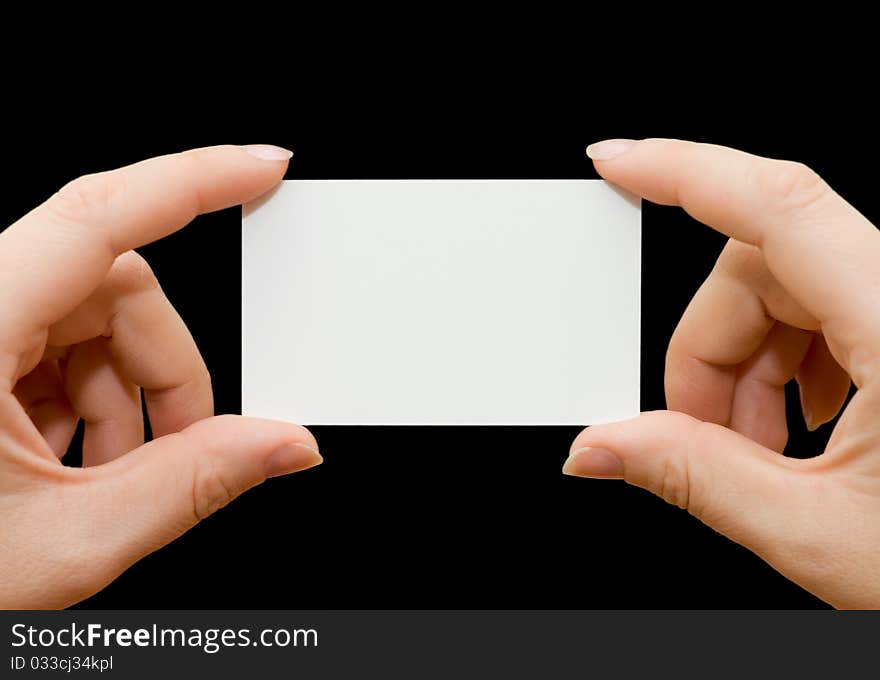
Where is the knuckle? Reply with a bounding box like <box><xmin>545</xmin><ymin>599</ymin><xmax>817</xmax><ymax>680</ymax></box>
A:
<box><xmin>190</xmin><ymin>457</ymin><xmax>238</xmax><ymax>522</ymax></box>
<box><xmin>714</xmin><ymin>240</ymin><xmax>774</xmax><ymax>307</ymax></box>
<box><xmin>171</xmin><ymin>149</ymin><xmax>217</xmax><ymax>214</ymax></box>
<box><xmin>717</xmin><ymin>239</ymin><xmax>763</xmax><ymax>277</ymax></box>
<box><xmin>758</xmin><ymin>160</ymin><xmax>827</xmax><ymax>213</ymax></box>
<box><xmin>209</xmin><ymin>413</ymin><xmax>240</xmax><ymax>429</ymax></box>
<box><xmin>682</xmin><ymin>420</ymin><xmax>732</xmax><ymax>517</ymax></box>
<box><xmin>641</xmin><ymin>409</ymin><xmax>699</xmax><ymax>433</ymax></box>
<box><xmin>108</xmin><ymin>251</ymin><xmax>160</xmax><ymax>293</ymax></box>
<box><xmin>48</xmin><ymin>171</ymin><xmax>128</xmax><ymax>224</ymax></box>
<box><xmin>653</xmin><ymin>415</ymin><xmax>719</xmax><ymax>513</ymax></box>
<box><xmin>657</xmin><ymin>453</ymin><xmax>691</xmax><ymax>510</ymax></box>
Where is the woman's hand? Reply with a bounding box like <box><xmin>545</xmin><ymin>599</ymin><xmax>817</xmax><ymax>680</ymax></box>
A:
<box><xmin>0</xmin><ymin>145</ymin><xmax>322</xmax><ymax>609</ymax></box>
<box><xmin>564</xmin><ymin>138</ymin><xmax>880</xmax><ymax>609</ymax></box>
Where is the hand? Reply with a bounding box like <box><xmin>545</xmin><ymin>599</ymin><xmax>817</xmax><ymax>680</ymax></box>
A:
<box><xmin>0</xmin><ymin>145</ymin><xmax>322</xmax><ymax>609</ymax></box>
<box><xmin>563</xmin><ymin>138</ymin><xmax>880</xmax><ymax>608</ymax></box>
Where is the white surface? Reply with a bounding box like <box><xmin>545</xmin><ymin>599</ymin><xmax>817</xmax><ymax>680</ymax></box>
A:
<box><xmin>242</xmin><ymin>180</ymin><xmax>640</xmax><ymax>425</ymax></box>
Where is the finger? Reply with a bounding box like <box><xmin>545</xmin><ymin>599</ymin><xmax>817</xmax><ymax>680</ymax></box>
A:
<box><xmin>65</xmin><ymin>338</ymin><xmax>143</xmax><ymax>466</ymax></box>
<box><xmin>728</xmin><ymin>323</ymin><xmax>813</xmax><ymax>452</ymax></box>
<box><xmin>665</xmin><ymin>239</ymin><xmax>815</xmax><ymax>426</ymax></box>
<box><xmin>589</xmin><ymin>138</ymin><xmax>880</xmax><ymax>385</ymax></box>
<box><xmin>79</xmin><ymin>416</ymin><xmax>321</xmax><ymax>583</ymax></box>
<box><xmin>563</xmin><ymin>412</ymin><xmax>810</xmax><ymax>575</ymax></box>
<box><xmin>562</xmin><ymin>412</ymin><xmax>872</xmax><ymax>608</ymax></box>
<box><xmin>12</xmin><ymin>360</ymin><xmax>78</xmax><ymax>457</ymax></box>
<box><xmin>796</xmin><ymin>333</ymin><xmax>852</xmax><ymax>431</ymax></box>
<box><xmin>0</xmin><ymin>144</ymin><xmax>291</xmax><ymax>381</ymax></box>
<box><xmin>665</xmin><ymin>241</ymin><xmax>774</xmax><ymax>425</ymax></box>
<box><xmin>48</xmin><ymin>251</ymin><xmax>211</xmax><ymax>437</ymax></box>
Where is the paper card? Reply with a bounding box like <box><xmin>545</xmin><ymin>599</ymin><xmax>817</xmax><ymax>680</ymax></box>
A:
<box><xmin>242</xmin><ymin>180</ymin><xmax>640</xmax><ymax>425</ymax></box>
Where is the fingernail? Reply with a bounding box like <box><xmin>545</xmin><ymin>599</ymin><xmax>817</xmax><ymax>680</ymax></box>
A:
<box><xmin>242</xmin><ymin>144</ymin><xmax>294</xmax><ymax>161</ymax></box>
<box><xmin>562</xmin><ymin>447</ymin><xmax>624</xmax><ymax>479</ymax></box>
<box><xmin>585</xmin><ymin>139</ymin><xmax>636</xmax><ymax>161</ymax></box>
<box><xmin>799</xmin><ymin>384</ymin><xmax>819</xmax><ymax>432</ymax></box>
<box><xmin>264</xmin><ymin>442</ymin><xmax>322</xmax><ymax>478</ymax></box>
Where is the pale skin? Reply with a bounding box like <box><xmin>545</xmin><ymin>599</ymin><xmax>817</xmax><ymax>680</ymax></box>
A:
<box><xmin>565</xmin><ymin>138</ymin><xmax>880</xmax><ymax>609</ymax></box>
<box><xmin>1</xmin><ymin>140</ymin><xmax>878</xmax><ymax>610</ymax></box>
<box><xmin>0</xmin><ymin>145</ymin><xmax>322</xmax><ymax>609</ymax></box>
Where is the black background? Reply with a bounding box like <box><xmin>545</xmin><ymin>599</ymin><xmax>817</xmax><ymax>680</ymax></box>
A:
<box><xmin>4</xmin><ymin>77</ymin><xmax>875</xmax><ymax>610</ymax></box>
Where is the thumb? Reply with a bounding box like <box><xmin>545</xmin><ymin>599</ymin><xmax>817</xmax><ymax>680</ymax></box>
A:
<box><xmin>91</xmin><ymin>414</ymin><xmax>321</xmax><ymax>569</ymax></box>
<box><xmin>563</xmin><ymin>411</ymin><xmax>801</xmax><ymax>553</ymax></box>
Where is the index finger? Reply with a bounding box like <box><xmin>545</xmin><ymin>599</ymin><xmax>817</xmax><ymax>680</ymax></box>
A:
<box><xmin>588</xmin><ymin>138</ymin><xmax>880</xmax><ymax>386</ymax></box>
<box><xmin>0</xmin><ymin>144</ymin><xmax>290</xmax><ymax>375</ymax></box>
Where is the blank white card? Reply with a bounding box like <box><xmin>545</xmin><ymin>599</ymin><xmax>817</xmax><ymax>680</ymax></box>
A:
<box><xmin>242</xmin><ymin>180</ymin><xmax>640</xmax><ymax>425</ymax></box>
